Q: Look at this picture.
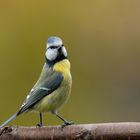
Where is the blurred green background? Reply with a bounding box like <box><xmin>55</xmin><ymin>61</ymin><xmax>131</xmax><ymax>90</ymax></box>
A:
<box><xmin>0</xmin><ymin>0</ymin><xmax>140</xmax><ymax>127</ymax></box>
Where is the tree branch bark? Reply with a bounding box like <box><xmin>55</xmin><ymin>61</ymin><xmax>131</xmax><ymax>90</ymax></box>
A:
<box><xmin>0</xmin><ymin>122</ymin><xmax>140</xmax><ymax>140</ymax></box>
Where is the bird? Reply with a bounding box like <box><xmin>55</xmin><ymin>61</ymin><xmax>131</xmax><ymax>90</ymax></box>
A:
<box><xmin>0</xmin><ymin>36</ymin><xmax>73</xmax><ymax>128</ymax></box>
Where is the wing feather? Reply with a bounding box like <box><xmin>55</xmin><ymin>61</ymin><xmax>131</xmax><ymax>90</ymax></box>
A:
<box><xmin>17</xmin><ymin>64</ymin><xmax>63</xmax><ymax>115</ymax></box>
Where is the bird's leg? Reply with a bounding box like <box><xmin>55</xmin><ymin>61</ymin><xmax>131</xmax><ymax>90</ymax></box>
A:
<box><xmin>36</xmin><ymin>112</ymin><xmax>43</xmax><ymax>127</ymax></box>
<box><xmin>52</xmin><ymin>112</ymin><xmax>74</xmax><ymax>128</ymax></box>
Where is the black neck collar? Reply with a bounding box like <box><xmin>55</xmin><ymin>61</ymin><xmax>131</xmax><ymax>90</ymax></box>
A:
<box><xmin>46</xmin><ymin>55</ymin><xmax>68</xmax><ymax>67</ymax></box>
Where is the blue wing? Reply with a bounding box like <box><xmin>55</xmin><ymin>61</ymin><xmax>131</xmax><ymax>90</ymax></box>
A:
<box><xmin>0</xmin><ymin>64</ymin><xmax>63</xmax><ymax>128</ymax></box>
<box><xmin>17</xmin><ymin>65</ymin><xmax>63</xmax><ymax>115</ymax></box>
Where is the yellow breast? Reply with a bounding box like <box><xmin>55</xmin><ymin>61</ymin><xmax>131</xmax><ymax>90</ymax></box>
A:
<box><xmin>35</xmin><ymin>59</ymin><xmax>72</xmax><ymax>113</ymax></box>
<box><xmin>53</xmin><ymin>59</ymin><xmax>71</xmax><ymax>78</ymax></box>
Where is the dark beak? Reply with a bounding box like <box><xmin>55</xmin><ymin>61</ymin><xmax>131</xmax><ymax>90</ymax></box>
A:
<box><xmin>58</xmin><ymin>46</ymin><xmax>62</xmax><ymax>51</ymax></box>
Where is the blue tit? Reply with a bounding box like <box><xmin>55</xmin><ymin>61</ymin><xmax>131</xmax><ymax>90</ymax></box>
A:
<box><xmin>0</xmin><ymin>36</ymin><xmax>73</xmax><ymax>128</ymax></box>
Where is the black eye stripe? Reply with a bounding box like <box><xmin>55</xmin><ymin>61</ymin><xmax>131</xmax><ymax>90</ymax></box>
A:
<box><xmin>49</xmin><ymin>44</ymin><xmax>64</xmax><ymax>49</ymax></box>
<box><xmin>50</xmin><ymin>46</ymin><xmax>58</xmax><ymax>49</ymax></box>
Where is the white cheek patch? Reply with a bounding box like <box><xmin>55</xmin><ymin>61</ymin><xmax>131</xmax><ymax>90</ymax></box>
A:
<box><xmin>46</xmin><ymin>48</ymin><xmax>58</xmax><ymax>61</ymax></box>
<box><xmin>62</xmin><ymin>47</ymin><xmax>67</xmax><ymax>57</ymax></box>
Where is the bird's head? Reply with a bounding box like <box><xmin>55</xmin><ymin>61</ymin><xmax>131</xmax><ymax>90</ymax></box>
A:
<box><xmin>45</xmin><ymin>36</ymin><xmax>68</xmax><ymax>66</ymax></box>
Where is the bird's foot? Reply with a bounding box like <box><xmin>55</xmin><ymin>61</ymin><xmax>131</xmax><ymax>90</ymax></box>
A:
<box><xmin>61</xmin><ymin>121</ymin><xmax>74</xmax><ymax>128</ymax></box>
<box><xmin>36</xmin><ymin>123</ymin><xmax>43</xmax><ymax>128</ymax></box>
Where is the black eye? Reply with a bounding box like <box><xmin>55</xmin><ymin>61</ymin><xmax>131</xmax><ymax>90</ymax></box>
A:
<box><xmin>50</xmin><ymin>46</ymin><xmax>58</xmax><ymax>49</ymax></box>
<box><xmin>62</xmin><ymin>44</ymin><xmax>64</xmax><ymax>46</ymax></box>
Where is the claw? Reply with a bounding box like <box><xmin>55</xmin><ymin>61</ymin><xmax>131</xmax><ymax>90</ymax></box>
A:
<box><xmin>36</xmin><ymin>123</ymin><xmax>42</xmax><ymax>128</ymax></box>
<box><xmin>61</xmin><ymin>121</ymin><xmax>74</xmax><ymax>128</ymax></box>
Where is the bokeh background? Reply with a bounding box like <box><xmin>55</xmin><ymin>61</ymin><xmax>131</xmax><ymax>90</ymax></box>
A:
<box><xmin>0</xmin><ymin>0</ymin><xmax>140</xmax><ymax>126</ymax></box>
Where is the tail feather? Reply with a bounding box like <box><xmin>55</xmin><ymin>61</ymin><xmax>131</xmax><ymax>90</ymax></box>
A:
<box><xmin>0</xmin><ymin>113</ymin><xmax>17</xmax><ymax>129</ymax></box>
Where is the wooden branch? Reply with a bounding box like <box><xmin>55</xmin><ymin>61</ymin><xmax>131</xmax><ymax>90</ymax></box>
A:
<box><xmin>0</xmin><ymin>122</ymin><xmax>140</xmax><ymax>140</ymax></box>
